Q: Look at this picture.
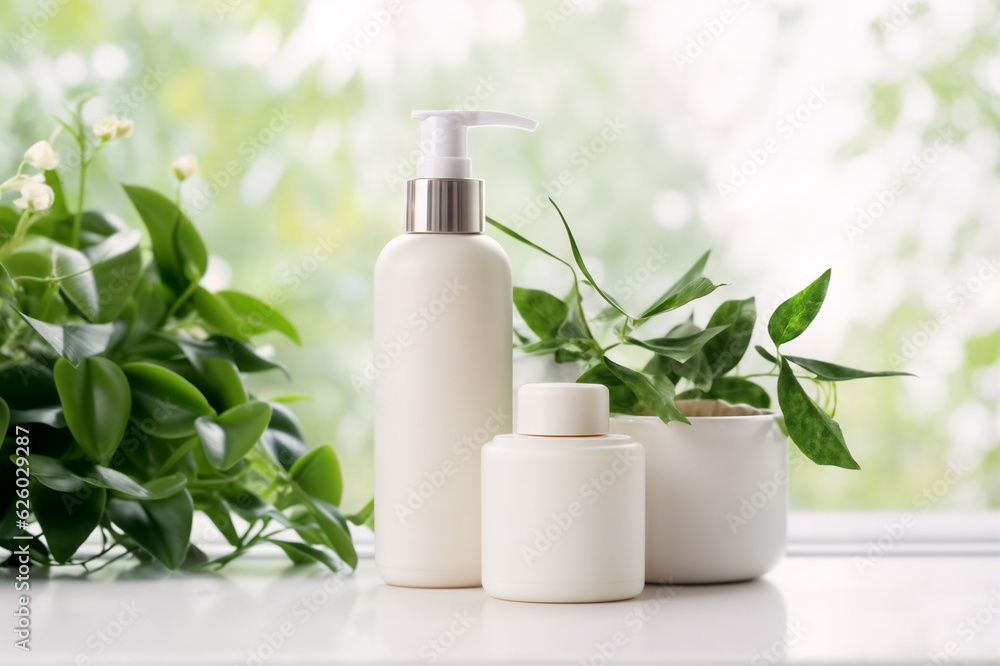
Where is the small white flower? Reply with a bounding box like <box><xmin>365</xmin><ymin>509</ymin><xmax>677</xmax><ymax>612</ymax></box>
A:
<box><xmin>93</xmin><ymin>115</ymin><xmax>134</xmax><ymax>141</ymax></box>
<box><xmin>13</xmin><ymin>176</ymin><xmax>55</xmax><ymax>211</ymax></box>
<box><xmin>93</xmin><ymin>115</ymin><xmax>119</xmax><ymax>139</ymax></box>
<box><xmin>2</xmin><ymin>173</ymin><xmax>43</xmax><ymax>192</ymax></box>
<box><xmin>171</xmin><ymin>155</ymin><xmax>199</xmax><ymax>181</ymax></box>
<box><xmin>112</xmin><ymin>117</ymin><xmax>133</xmax><ymax>140</ymax></box>
<box><xmin>24</xmin><ymin>140</ymin><xmax>59</xmax><ymax>171</ymax></box>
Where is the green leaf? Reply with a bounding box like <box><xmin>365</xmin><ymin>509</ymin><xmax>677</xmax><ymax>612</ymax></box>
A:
<box><xmin>603</xmin><ymin>356</ymin><xmax>689</xmax><ymax>425</ymax></box>
<box><xmin>577</xmin><ymin>360</ymin><xmax>640</xmax><ymax>414</ymax></box>
<box><xmin>647</xmin><ymin>351</ymin><xmax>714</xmax><ymax>392</ymax></box>
<box><xmin>756</xmin><ymin>345</ymin><xmax>778</xmax><ymax>364</ymax></box>
<box><xmin>54</xmin><ymin>357</ymin><xmax>131</xmax><ymax>466</ymax></box>
<box><xmin>197</xmin><ymin>357</ymin><xmax>247</xmax><ymax>411</ymax></box>
<box><xmin>777</xmin><ymin>359</ymin><xmax>859</xmax><ymax>469</ymax></box>
<box><xmin>27</xmin><ymin>454</ymin><xmax>85</xmax><ymax>492</ymax></box>
<box><xmin>346</xmin><ymin>498</ymin><xmax>374</xmax><ymax>526</ymax></box>
<box><xmin>549</xmin><ymin>198</ymin><xmax>631</xmax><ymax>318</ymax></box>
<box><xmin>119</xmin><ymin>265</ymin><xmax>169</xmax><ymax>346</ymax></box>
<box><xmin>198</xmin><ymin>497</ymin><xmax>241</xmax><ymax>546</ymax></box>
<box><xmin>259</xmin><ymin>401</ymin><xmax>309</xmax><ymax>470</ymax></box>
<box><xmin>121</xmin><ymin>362</ymin><xmax>216</xmax><ymax>439</ymax></box>
<box><xmin>783</xmin><ymin>355</ymin><xmax>915</xmax><ymax>382</ymax></box>
<box><xmin>32</xmin><ymin>483</ymin><xmax>105</xmax><ymax>563</ymax></box>
<box><xmin>175</xmin><ymin>216</ymin><xmax>208</xmax><ymax>282</ymax></box>
<box><xmin>0</xmin><ymin>397</ymin><xmax>7</xmax><ymax>438</ymax></box>
<box><xmin>48</xmin><ymin>222</ymin><xmax>140</xmax><ymax>320</ymax></box>
<box><xmin>268</xmin><ymin>538</ymin><xmax>342</xmax><ymax>572</ymax></box>
<box><xmin>44</xmin><ymin>169</ymin><xmax>70</xmax><ymax>220</ymax></box>
<box><xmin>638</xmin><ymin>251</ymin><xmax>722</xmax><ymax>319</ymax></box>
<box><xmin>271</xmin><ymin>394</ymin><xmax>312</xmax><ymax>404</ymax></box>
<box><xmin>216</xmin><ymin>336</ymin><xmax>290</xmax><ymax>376</ymax></box>
<box><xmin>702</xmin><ymin>298</ymin><xmax>756</xmax><ymax>376</ymax></box>
<box><xmin>677</xmin><ymin>377</ymin><xmax>771</xmax><ymax>409</ymax></box>
<box><xmin>299</xmin><ymin>496</ymin><xmax>357</xmax><ymax>569</ymax></box>
<box><xmin>108</xmin><ymin>489</ymin><xmax>194</xmax><ymax>570</ymax></box>
<box><xmin>85</xmin><ymin>230</ymin><xmax>143</xmax><ymax>322</ymax></box>
<box><xmin>290</xmin><ymin>446</ymin><xmax>343</xmax><ymax>506</ymax></box>
<box><xmin>176</xmin><ymin>335</ymin><xmax>289</xmax><ymax>378</ymax></box>
<box><xmin>485</xmin><ymin>214</ymin><xmax>595</xmax><ymax>343</ymax></box>
<box><xmin>53</xmin><ymin>244</ymin><xmax>99</xmax><ymax>320</ymax></box>
<box><xmin>9</xmin><ymin>406</ymin><xmax>66</xmax><ymax>429</ymax></box>
<box><xmin>513</xmin><ymin>287</ymin><xmax>568</xmax><ymax>340</ymax></box>
<box><xmin>51</xmin><ymin>211</ymin><xmax>129</xmax><ymax>249</ymax></box>
<box><xmin>222</xmin><ymin>487</ymin><xmax>293</xmax><ymax>528</ymax></box>
<box><xmin>217</xmin><ymin>291</ymin><xmax>301</xmax><ymax>344</ymax></box>
<box><xmin>559</xmin><ymin>285</ymin><xmax>593</xmax><ymax>341</ymax></box>
<box><xmin>196</xmin><ymin>400</ymin><xmax>272</xmax><ymax>471</ymax></box>
<box><xmin>16</xmin><ymin>310</ymin><xmax>114</xmax><ymax>365</ymax></box>
<box><xmin>626</xmin><ymin>325</ymin><xmax>728</xmax><ymax>363</ymax></box>
<box><xmin>594</xmin><ymin>305</ymin><xmax>625</xmax><ymax>322</ymax></box>
<box><xmin>79</xmin><ymin>466</ymin><xmax>187</xmax><ymax>500</ymax></box>
<box><xmin>554</xmin><ymin>347</ymin><xmax>583</xmax><ymax>364</ymax></box>
<box><xmin>3</xmin><ymin>237</ymin><xmax>54</xmax><ymax>279</ymax></box>
<box><xmin>142</xmin><ymin>474</ymin><xmax>190</xmax><ymax>499</ymax></box>
<box><xmin>518</xmin><ymin>338</ymin><xmax>570</xmax><ymax>354</ymax></box>
<box><xmin>0</xmin><ymin>359</ymin><xmax>58</xmax><ymax>409</ymax></box>
<box><xmin>0</xmin><ymin>206</ymin><xmax>18</xmax><ymax>236</ymax></box>
<box><xmin>191</xmin><ymin>287</ymin><xmax>246</xmax><ymax>339</ymax></box>
<box><xmin>485</xmin><ymin>215</ymin><xmax>575</xmax><ymax>273</ymax></box>
<box><xmin>768</xmin><ymin>269</ymin><xmax>832</xmax><ymax>347</ymax></box>
<box><xmin>76</xmin><ymin>466</ymin><xmax>149</xmax><ymax>497</ymax></box>
<box><xmin>123</xmin><ymin>185</ymin><xmax>206</xmax><ymax>293</ymax></box>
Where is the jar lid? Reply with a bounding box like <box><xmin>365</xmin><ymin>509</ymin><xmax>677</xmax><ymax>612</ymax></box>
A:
<box><xmin>516</xmin><ymin>383</ymin><xmax>609</xmax><ymax>436</ymax></box>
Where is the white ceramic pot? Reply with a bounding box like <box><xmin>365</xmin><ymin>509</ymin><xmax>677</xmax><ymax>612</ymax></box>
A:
<box><xmin>611</xmin><ymin>401</ymin><xmax>788</xmax><ymax>584</ymax></box>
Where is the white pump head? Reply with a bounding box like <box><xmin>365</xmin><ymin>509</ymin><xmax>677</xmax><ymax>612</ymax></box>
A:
<box><xmin>411</xmin><ymin>110</ymin><xmax>538</xmax><ymax>179</ymax></box>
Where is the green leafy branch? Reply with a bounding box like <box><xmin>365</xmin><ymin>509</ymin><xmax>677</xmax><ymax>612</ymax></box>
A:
<box><xmin>490</xmin><ymin>199</ymin><xmax>913</xmax><ymax>469</ymax></box>
<box><xmin>1</xmin><ymin>99</ymin><xmax>367</xmax><ymax>573</ymax></box>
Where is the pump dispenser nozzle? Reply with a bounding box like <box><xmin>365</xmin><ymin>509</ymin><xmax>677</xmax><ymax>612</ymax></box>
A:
<box><xmin>411</xmin><ymin>110</ymin><xmax>538</xmax><ymax>179</ymax></box>
<box><xmin>405</xmin><ymin>110</ymin><xmax>538</xmax><ymax>234</ymax></box>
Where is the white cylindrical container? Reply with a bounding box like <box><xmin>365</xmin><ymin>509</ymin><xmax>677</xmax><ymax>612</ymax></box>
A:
<box><xmin>611</xmin><ymin>400</ymin><xmax>788</xmax><ymax>584</ymax></box>
<box><xmin>482</xmin><ymin>383</ymin><xmax>645</xmax><ymax>603</ymax></box>
<box><xmin>374</xmin><ymin>111</ymin><xmax>536</xmax><ymax>588</ymax></box>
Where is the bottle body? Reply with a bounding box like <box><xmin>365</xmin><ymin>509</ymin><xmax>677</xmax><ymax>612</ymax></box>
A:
<box><xmin>374</xmin><ymin>233</ymin><xmax>512</xmax><ymax>587</ymax></box>
<box><xmin>482</xmin><ymin>434</ymin><xmax>645</xmax><ymax>603</ymax></box>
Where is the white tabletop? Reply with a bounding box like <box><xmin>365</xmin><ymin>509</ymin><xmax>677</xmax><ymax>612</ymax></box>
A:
<box><xmin>3</xmin><ymin>545</ymin><xmax>999</xmax><ymax>665</ymax></box>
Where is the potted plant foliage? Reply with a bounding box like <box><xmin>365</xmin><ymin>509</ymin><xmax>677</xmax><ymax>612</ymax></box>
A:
<box><xmin>1</xmin><ymin>99</ymin><xmax>370</xmax><ymax>573</ymax></box>
<box><xmin>489</xmin><ymin>200</ymin><xmax>911</xmax><ymax>583</ymax></box>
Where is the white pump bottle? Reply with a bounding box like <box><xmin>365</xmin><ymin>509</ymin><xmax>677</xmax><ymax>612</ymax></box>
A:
<box><xmin>374</xmin><ymin>110</ymin><xmax>537</xmax><ymax>588</ymax></box>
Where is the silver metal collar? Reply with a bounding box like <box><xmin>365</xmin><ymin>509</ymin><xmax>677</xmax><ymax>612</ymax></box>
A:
<box><xmin>405</xmin><ymin>179</ymin><xmax>484</xmax><ymax>233</ymax></box>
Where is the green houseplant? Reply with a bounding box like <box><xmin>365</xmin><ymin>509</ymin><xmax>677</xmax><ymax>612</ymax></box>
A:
<box><xmin>489</xmin><ymin>199</ymin><xmax>912</xmax><ymax>470</ymax></box>
<box><xmin>1</xmin><ymin>100</ymin><xmax>370</xmax><ymax>573</ymax></box>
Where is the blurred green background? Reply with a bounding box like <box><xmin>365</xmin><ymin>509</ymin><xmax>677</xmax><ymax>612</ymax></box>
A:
<box><xmin>1</xmin><ymin>0</ymin><xmax>997</xmax><ymax>513</ymax></box>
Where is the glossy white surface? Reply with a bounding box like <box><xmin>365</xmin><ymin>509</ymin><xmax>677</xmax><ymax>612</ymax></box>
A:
<box><xmin>3</xmin><ymin>550</ymin><xmax>999</xmax><ymax>665</ymax></box>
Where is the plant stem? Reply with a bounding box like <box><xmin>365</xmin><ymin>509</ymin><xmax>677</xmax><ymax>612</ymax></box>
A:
<box><xmin>84</xmin><ymin>546</ymin><xmax>139</xmax><ymax>574</ymax></box>
<box><xmin>70</xmin><ymin>116</ymin><xmax>88</xmax><ymax>249</ymax></box>
<box><xmin>77</xmin><ymin>540</ymin><xmax>119</xmax><ymax>569</ymax></box>
<box><xmin>257</xmin><ymin>529</ymin><xmax>286</xmax><ymax>541</ymax></box>
<box><xmin>152</xmin><ymin>437</ymin><xmax>199</xmax><ymax>478</ymax></box>
<box><xmin>187</xmin><ymin>476</ymin><xmax>248</xmax><ymax>489</ymax></box>
<box><xmin>164</xmin><ymin>279</ymin><xmax>199</xmax><ymax>322</ymax></box>
<box><xmin>0</xmin><ymin>210</ymin><xmax>39</xmax><ymax>262</ymax></box>
<box><xmin>239</xmin><ymin>520</ymin><xmax>269</xmax><ymax>548</ymax></box>
<box><xmin>33</xmin><ymin>282</ymin><xmax>62</xmax><ymax>321</ymax></box>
